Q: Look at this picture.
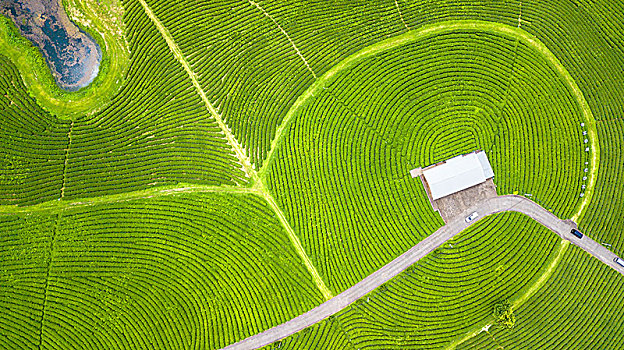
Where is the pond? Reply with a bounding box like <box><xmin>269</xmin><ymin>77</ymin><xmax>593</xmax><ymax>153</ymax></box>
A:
<box><xmin>1</xmin><ymin>0</ymin><xmax>101</xmax><ymax>92</ymax></box>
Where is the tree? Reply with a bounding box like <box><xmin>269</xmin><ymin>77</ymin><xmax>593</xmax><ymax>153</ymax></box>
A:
<box><xmin>493</xmin><ymin>299</ymin><xmax>515</xmax><ymax>329</ymax></box>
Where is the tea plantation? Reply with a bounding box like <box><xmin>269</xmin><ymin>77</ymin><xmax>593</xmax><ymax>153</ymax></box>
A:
<box><xmin>1</xmin><ymin>0</ymin><xmax>623</xmax><ymax>349</ymax></box>
<box><xmin>1</xmin><ymin>193</ymin><xmax>323</xmax><ymax>349</ymax></box>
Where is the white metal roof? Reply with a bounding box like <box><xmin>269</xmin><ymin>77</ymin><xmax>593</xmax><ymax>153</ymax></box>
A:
<box><xmin>476</xmin><ymin>151</ymin><xmax>494</xmax><ymax>178</ymax></box>
<box><xmin>422</xmin><ymin>151</ymin><xmax>494</xmax><ymax>200</ymax></box>
<box><xmin>409</xmin><ymin>168</ymin><xmax>421</xmax><ymax>178</ymax></box>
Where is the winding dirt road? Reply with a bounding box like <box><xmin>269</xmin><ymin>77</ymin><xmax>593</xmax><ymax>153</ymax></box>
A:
<box><xmin>223</xmin><ymin>195</ymin><xmax>624</xmax><ymax>350</ymax></box>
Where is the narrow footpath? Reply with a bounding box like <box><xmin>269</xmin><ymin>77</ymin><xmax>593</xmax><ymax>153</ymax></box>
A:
<box><xmin>223</xmin><ymin>194</ymin><xmax>624</xmax><ymax>350</ymax></box>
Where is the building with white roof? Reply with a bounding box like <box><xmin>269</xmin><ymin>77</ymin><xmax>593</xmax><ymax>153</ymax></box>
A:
<box><xmin>415</xmin><ymin>151</ymin><xmax>494</xmax><ymax>200</ymax></box>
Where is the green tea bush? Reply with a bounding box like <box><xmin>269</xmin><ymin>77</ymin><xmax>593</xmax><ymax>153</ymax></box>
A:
<box><xmin>456</xmin><ymin>331</ymin><xmax>501</xmax><ymax>350</ymax></box>
<box><xmin>141</xmin><ymin>0</ymin><xmax>317</xmax><ymax>167</ymax></box>
<box><xmin>398</xmin><ymin>0</ymin><xmax>624</xmax><ymax>121</ymax></box>
<box><xmin>580</xmin><ymin>120</ymin><xmax>624</xmax><ymax>255</ymax></box>
<box><xmin>252</xmin><ymin>0</ymin><xmax>406</xmax><ymax>75</ymax></box>
<box><xmin>64</xmin><ymin>0</ymin><xmax>246</xmax><ymax>198</ymax></box>
<box><xmin>266</xmin><ymin>212</ymin><xmax>561</xmax><ymax>349</ymax></box>
<box><xmin>0</xmin><ymin>214</ymin><xmax>56</xmax><ymax>350</ymax></box>
<box><xmin>266</xmin><ymin>31</ymin><xmax>584</xmax><ymax>293</ymax></box>
<box><xmin>0</xmin><ymin>193</ymin><xmax>324</xmax><ymax>349</ymax></box>
<box><xmin>264</xmin><ymin>319</ymin><xmax>352</xmax><ymax>350</ymax></box>
<box><xmin>0</xmin><ymin>55</ymin><xmax>69</xmax><ymax>205</ymax></box>
<box><xmin>1</xmin><ymin>0</ymin><xmax>623</xmax><ymax>348</ymax></box>
<box><xmin>0</xmin><ymin>1</ymin><xmax>246</xmax><ymax>206</ymax></box>
<box><xmin>475</xmin><ymin>248</ymin><xmax>624</xmax><ymax>349</ymax></box>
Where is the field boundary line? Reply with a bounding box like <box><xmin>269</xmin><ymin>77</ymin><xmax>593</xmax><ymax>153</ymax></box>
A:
<box><xmin>260</xmin><ymin>186</ymin><xmax>333</xmax><ymax>300</ymax></box>
<box><xmin>36</xmin><ymin>213</ymin><xmax>61</xmax><ymax>350</ymax></box>
<box><xmin>137</xmin><ymin>0</ymin><xmax>255</xmax><ymax>179</ymax></box>
<box><xmin>257</xmin><ymin>20</ymin><xmax>600</xmax><ymax>202</ymax></box>
<box><xmin>13</xmin><ymin>0</ymin><xmax>332</xmax><ymax>298</ymax></box>
<box><xmin>138</xmin><ymin>0</ymin><xmax>332</xmax><ymax>300</ymax></box>
<box><xmin>59</xmin><ymin>121</ymin><xmax>74</xmax><ymax>198</ymax></box>
<box><xmin>248</xmin><ymin>0</ymin><xmax>317</xmax><ymax>79</ymax></box>
<box><xmin>251</xmin><ymin>19</ymin><xmax>600</xmax><ymax>348</ymax></box>
<box><xmin>444</xmin><ymin>240</ymin><xmax>570</xmax><ymax>350</ymax></box>
<box><xmin>256</xmin><ymin>19</ymin><xmax>598</xmax><ymax>305</ymax></box>
<box><xmin>223</xmin><ymin>195</ymin><xmax>624</xmax><ymax>350</ymax></box>
<box><xmin>394</xmin><ymin>0</ymin><xmax>410</xmax><ymax>30</ymax></box>
<box><xmin>4</xmin><ymin>0</ymin><xmax>333</xmax><ymax>294</ymax></box>
<box><xmin>443</xmin><ymin>22</ymin><xmax>598</xmax><ymax>348</ymax></box>
<box><xmin>0</xmin><ymin>184</ymin><xmax>260</xmax><ymax>214</ymax></box>
<box><xmin>1</xmin><ymin>181</ymin><xmax>334</xmax><ymax>299</ymax></box>
<box><xmin>513</xmin><ymin>241</ymin><xmax>570</xmax><ymax>308</ymax></box>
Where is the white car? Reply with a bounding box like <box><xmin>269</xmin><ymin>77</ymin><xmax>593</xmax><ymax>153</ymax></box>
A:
<box><xmin>465</xmin><ymin>212</ymin><xmax>479</xmax><ymax>223</ymax></box>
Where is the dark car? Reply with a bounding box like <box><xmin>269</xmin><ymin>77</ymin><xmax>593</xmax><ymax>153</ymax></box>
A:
<box><xmin>571</xmin><ymin>229</ymin><xmax>583</xmax><ymax>239</ymax></box>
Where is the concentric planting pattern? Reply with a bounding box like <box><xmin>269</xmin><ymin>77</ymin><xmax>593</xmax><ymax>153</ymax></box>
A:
<box><xmin>265</xmin><ymin>22</ymin><xmax>596</xmax><ymax>294</ymax></box>
<box><xmin>1</xmin><ymin>0</ymin><xmax>622</xmax><ymax>349</ymax></box>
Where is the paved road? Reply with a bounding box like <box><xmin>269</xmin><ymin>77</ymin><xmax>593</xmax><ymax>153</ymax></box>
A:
<box><xmin>223</xmin><ymin>195</ymin><xmax>624</xmax><ymax>350</ymax></box>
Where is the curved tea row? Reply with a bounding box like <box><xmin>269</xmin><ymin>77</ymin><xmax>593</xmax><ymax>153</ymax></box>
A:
<box><xmin>1</xmin><ymin>0</ymin><xmax>623</xmax><ymax>348</ymax></box>
<box><xmin>0</xmin><ymin>193</ymin><xmax>323</xmax><ymax>350</ymax></box>
<box><xmin>265</xmin><ymin>31</ymin><xmax>585</xmax><ymax>294</ymax></box>
<box><xmin>0</xmin><ymin>0</ymin><xmax>245</xmax><ymax>206</ymax></box>
<box><xmin>458</xmin><ymin>248</ymin><xmax>624</xmax><ymax>349</ymax></box>
<box><xmin>264</xmin><ymin>212</ymin><xmax>562</xmax><ymax>349</ymax></box>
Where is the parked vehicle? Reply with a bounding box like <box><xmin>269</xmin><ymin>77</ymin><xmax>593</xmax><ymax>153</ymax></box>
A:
<box><xmin>465</xmin><ymin>212</ymin><xmax>478</xmax><ymax>223</ymax></box>
<box><xmin>571</xmin><ymin>229</ymin><xmax>583</xmax><ymax>239</ymax></box>
<box><xmin>615</xmin><ymin>257</ymin><xmax>624</xmax><ymax>268</ymax></box>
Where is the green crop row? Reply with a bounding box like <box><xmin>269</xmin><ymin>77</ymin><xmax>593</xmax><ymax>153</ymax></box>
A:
<box><xmin>265</xmin><ymin>31</ymin><xmax>584</xmax><ymax>294</ymax></box>
<box><xmin>396</xmin><ymin>0</ymin><xmax>624</xmax><ymax>122</ymax></box>
<box><xmin>252</xmin><ymin>0</ymin><xmax>406</xmax><ymax>75</ymax></box>
<box><xmin>458</xmin><ymin>247</ymin><xmax>624</xmax><ymax>349</ymax></box>
<box><xmin>0</xmin><ymin>192</ymin><xmax>324</xmax><ymax>350</ymax></box>
<box><xmin>455</xmin><ymin>331</ymin><xmax>500</xmax><ymax>350</ymax></box>
<box><xmin>0</xmin><ymin>54</ymin><xmax>70</xmax><ymax>205</ymax></box>
<box><xmin>142</xmin><ymin>0</ymin><xmax>316</xmax><ymax>167</ymax></box>
<box><xmin>0</xmin><ymin>0</ymin><xmax>246</xmax><ymax>206</ymax></box>
<box><xmin>138</xmin><ymin>0</ymin><xmax>412</xmax><ymax>168</ymax></box>
<box><xmin>0</xmin><ymin>214</ymin><xmax>56</xmax><ymax>350</ymax></box>
<box><xmin>1</xmin><ymin>0</ymin><xmax>623</xmax><ymax>348</ymax></box>
<box><xmin>265</xmin><ymin>212</ymin><xmax>561</xmax><ymax>349</ymax></box>
<box><xmin>326</xmin><ymin>213</ymin><xmax>560</xmax><ymax>349</ymax></box>
<box><xmin>455</xmin><ymin>123</ymin><xmax>624</xmax><ymax>350</ymax></box>
<box><xmin>268</xmin><ymin>318</ymin><xmax>352</xmax><ymax>350</ymax></box>
<box><xmin>135</xmin><ymin>0</ymin><xmax>623</xmax><ymax>167</ymax></box>
<box><xmin>63</xmin><ymin>0</ymin><xmax>246</xmax><ymax>197</ymax></box>
<box><xmin>579</xmin><ymin>120</ymin><xmax>624</xmax><ymax>255</ymax></box>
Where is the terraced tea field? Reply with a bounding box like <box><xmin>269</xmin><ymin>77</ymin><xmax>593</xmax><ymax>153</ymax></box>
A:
<box><xmin>264</xmin><ymin>27</ymin><xmax>588</xmax><ymax>293</ymax></box>
<box><xmin>1</xmin><ymin>0</ymin><xmax>623</xmax><ymax>349</ymax></box>
<box><xmin>263</xmin><ymin>212</ymin><xmax>564</xmax><ymax>349</ymax></box>
<box><xmin>1</xmin><ymin>193</ymin><xmax>323</xmax><ymax>349</ymax></box>
<box><xmin>456</xmin><ymin>248</ymin><xmax>624</xmax><ymax>349</ymax></box>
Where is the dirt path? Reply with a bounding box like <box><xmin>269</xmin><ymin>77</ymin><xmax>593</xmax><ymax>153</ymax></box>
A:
<box><xmin>1</xmin><ymin>17</ymin><xmax>601</xmax><ymax>341</ymax></box>
<box><xmin>253</xmin><ymin>21</ymin><xmax>600</xmax><ymax>318</ymax></box>
<box><xmin>137</xmin><ymin>0</ymin><xmax>331</xmax><ymax>300</ymax></box>
<box><xmin>248</xmin><ymin>0</ymin><xmax>317</xmax><ymax>79</ymax></box>
<box><xmin>222</xmin><ymin>195</ymin><xmax>624</xmax><ymax>350</ymax></box>
<box><xmin>259</xmin><ymin>186</ymin><xmax>333</xmax><ymax>300</ymax></box>
<box><xmin>257</xmin><ymin>21</ymin><xmax>599</xmax><ymax>225</ymax></box>
<box><xmin>137</xmin><ymin>0</ymin><xmax>255</xmax><ymax>179</ymax></box>
<box><xmin>0</xmin><ymin>184</ymin><xmax>260</xmax><ymax>215</ymax></box>
<box><xmin>394</xmin><ymin>0</ymin><xmax>410</xmax><ymax>30</ymax></box>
